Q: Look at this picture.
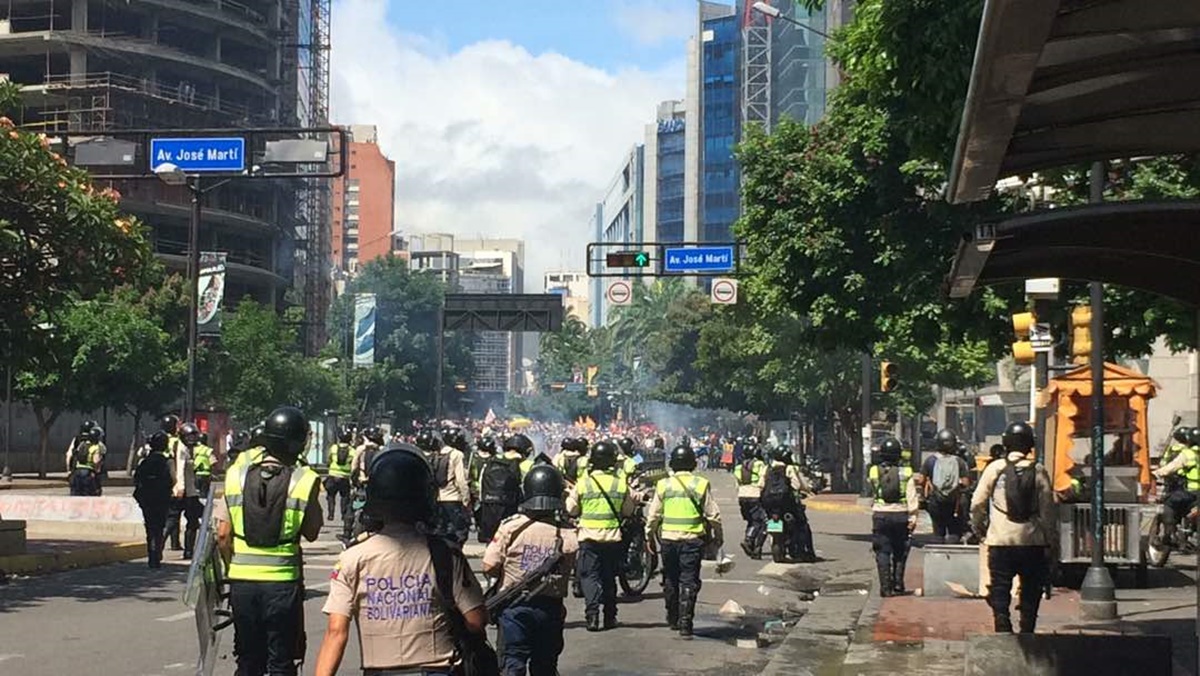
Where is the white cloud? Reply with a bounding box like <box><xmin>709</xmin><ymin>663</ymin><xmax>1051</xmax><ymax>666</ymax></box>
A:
<box><xmin>330</xmin><ymin>0</ymin><xmax>685</xmax><ymax>283</ymax></box>
<box><xmin>612</xmin><ymin>1</ymin><xmax>695</xmax><ymax>47</ymax></box>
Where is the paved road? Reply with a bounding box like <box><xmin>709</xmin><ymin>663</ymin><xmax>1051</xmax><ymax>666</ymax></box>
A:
<box><xmin>0</xmin><ymin>472</ymin><xmax>874</xmax><ymax>675</ymax></box>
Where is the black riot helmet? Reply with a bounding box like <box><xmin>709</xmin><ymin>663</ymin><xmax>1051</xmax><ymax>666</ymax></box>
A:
<box><xmin>589</xmin><ymin>440</ymin><xmax>618</xmax><ymax>470</ymax></box>
<box><xmin>772</xmin><ymin>445</ymin><xmax>792</xmax><ymax>464</ymax></box>
<box><xmin>338</xmin><ymin>426</ymin><xmax>354</xmax><ymax>444</ymax></box>
<box><xmin>199</xmin><ymin>432</ymin><xmax>208</xmax><ymax>446</ymax></box>
<box><xmin>1188</xmin><ymin>427</ymin><xmax>1200</xmax><ymax>447</ymax></box>
<box><xmin>261</xmin><ymin>406</ymin><xmax>309</xmax><ymax>462</ymax></box>
<box><xmin>522</xmin><ymin>464</ymin><xmax>565</xmax><ymax>514</ymax></box>
<box><xmin>1002</xmin><ymin>421</ymin><xmax>1035</xmax><ymax>453</ymax></box>
<box><xmin>147</xmin><ymin>431</ymin><xmax>169</xmax><ymax>455</ymax></box>
<box><xmin>364</xmin><ymin>426</ymin><xmax>385</xmax><ymax>445</ymax></box>
<box><xmin>878</xmin><ymin>437</ymin><xmax>903</xmax><ymax>463</ymax></box>
<box><xmin>161</xmin><ymin>414</ymin><xmax>180</xmax><ymax>435</ymax></box>
<box><xmin>415</xmin><ymin>430</ymin><xmax>440</xmax><ymax>452</ymax></box>
<box><xmin>989</xmin><ymin>443</ymin><xmax>1006</xmax><ymax>460</ymax></box>
<box><xmin>669</xmin><ymin>444</ymin><xmax>697</xmax><ymax>472</ymax></box>
<box><xmin>249</xmin><ymin>422</ymin><xmax>267</xmax><ymax>446</ymax></box>
<box><xmin>447</xmin><ymin>429</ymin><xmax>469</xmax><ymax>452</ymax></box>
<box><xmin>477</xmin><ymin>435</ymin><xmax>497</xmax><ymax>454</ymax></box>
<box><xmin>79</xmin><ymin>420</ymin><xmax>96</xmax><ymax>436</ymax></box>
<box><xmin>561</xmin><ymin>438</ymin><xmax>575</xmax><ymax>452</ymax></box>
<box><xmin>365</xmin><ymin>443</ymin><xmax>436</xmax><ymax>524</ymax></box>
<box><xmin>86</xmin><ymin>426</ymin><xmax>102</xmax><ymax>443</ymax></box>
<box><xmin>180</xmin><ymin>422</ymin><xmax>200</xmax><ymax>445</ymax></box>
<box><xmin>617</xmin><ymin>437</ymin><xmax>636</xmax><ymax>456</ymax></box>
<box><xmin>934</xmin><ymin>429</ymin><xmax>958</xmax><ymax>454</ymax></box>
<box><xmin>233</xmin><ymin>430</ymin><xmax>252</xmax><ymax>450</ymax></box>
<box><xmin>572</xmin><ymin>437</ymin><xmax>590</xmax><ymax>454</ymax></box>
<box><xmin>504</xmin><ymin>433</ymin><xmax>534</xmax><ymax>457</ymax></box>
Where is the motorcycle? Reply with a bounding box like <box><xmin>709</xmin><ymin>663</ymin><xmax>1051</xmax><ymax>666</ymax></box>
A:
<box><xmin>619</xmin><ymin>508</ymin><xmax>657</xmax><ymax>596</ymax></box>
<box><xmin>1147</xmin><ymin>482</ymin><xmax>1199</xmax><ymax>567</ymax></box>
<box><xmin>765</xmin><ymin>508</ymin><xmax>795</xmax><ymax>564</ymax></box>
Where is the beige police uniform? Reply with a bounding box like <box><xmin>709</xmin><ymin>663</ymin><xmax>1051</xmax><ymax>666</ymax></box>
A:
<box><xmin>322</xmin><ymin>522</ymin><xmax>485</xmax><ymax>671</ymax></box>
<box><xmin>483</xmin><ymin>515</ymin><xmax>580</xmax><ymax>596</ymax></box>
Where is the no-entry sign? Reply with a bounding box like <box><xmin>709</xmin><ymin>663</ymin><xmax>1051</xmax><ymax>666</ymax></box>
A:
<box><xmin>607</xmin><ymin>280</ymin><xmax>633</xmax><ymax>305</ymax></box>
<box><xmin>711</xmin><ymin>278</ymin><xmax>738</xmax><ymax>305</ymax></box>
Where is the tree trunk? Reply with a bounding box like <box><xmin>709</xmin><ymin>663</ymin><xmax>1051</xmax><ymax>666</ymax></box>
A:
<box><xmin>125</xmin><ymin>409</ymin><xmax>142</xmax><ymax>476</ymax></box>
<box><xmin>32</xmin><ymin>406</ymin><xmax>59</xmax><ymax>480</ymax></box>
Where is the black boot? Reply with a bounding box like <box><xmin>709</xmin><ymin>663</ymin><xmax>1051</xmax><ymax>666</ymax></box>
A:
<box><xmin>678</xmin><ymin>587</ymin><xmax>697</xmax><ymax>639</ymax></box>
<box><xmin>876</xmin><ymin>562</ymin><xmax>894</xmax><ymax>598</ymax></box>
<box><xmin>664</xmin><ymin>587</ymin><xmax>679</xmax><ymax>630</ymax></box>
<box><xmin>182</xmin><ymin>525</ymin><xmax>198</xmax><ymax>560</ymax></box>
<box><xmin>603</xmin><ymin>608</ymin><xmax>618</xmax><ymax>630</ymax></box>
<box><xmin>994</xmin><ymin>613</ymin><xmax>1014</xmax><ymax>633</ymax></box>
<box><xmin>585</xmin><ymin>612</ymin><xmax>601</xmax><ymax>632</ymax></box>
<box><xmin>892</xmin><ymin>561</ymin><xmax>907</xmax><ymax>594</ymax></box>
<box><xmin>166</xmin><ymin>523</ymin><xmax>181</xmax><ymax>551</ymax></box>
<box><xmin>1018</xmin><ymin>608</ymin><xmax>1038</xmax><ymax>634</ymax></box>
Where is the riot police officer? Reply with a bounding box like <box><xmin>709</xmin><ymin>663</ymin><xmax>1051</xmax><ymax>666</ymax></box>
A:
<box><xmin>67</xmin><ymin>426</ymin><xmax>103</xmax><ymax>496</ymax></box>
<box><xmin>314</xmin><ymin>444</ymin><xmax>489</xmax><ymax>676</ymax></box>
<box><xmin>868</xmin><ymin>437</ymin><xmax>919</xmax><ymax>596</ymax></box>
<box><xmin>553</xmin><ymin>437</ymin><xmax>587</xmax><ymax>486</ymax></box>
<box><xmin>325</xmin><ymin>426</ymin><xmax>356</xmax><ymax>521</ymax></box>
<box><xmin>736</xmin><ymin>444</ymin><xmax>768</xmax><ymax>559</ymax></box>
<box><xmin>193</xmin><ymin>432</ymin><xmax>214</xmax><ymax>497</ymax></box>
<box><xmin>645</xmin><ymin>445</ymin><xmax>722</xmax><ymax>639</ymax></box>
<box><xmin>566</xmin><ymin>439</ymin><xmax>634</xmax><ymax>631</ymax></box>
<box><xmin>168</xmin><ymin>422</ymin><xmax>203</xmax><ymax>559</ymax></box>
<box><xmin>1153</xmin><ymin>426</ymin><xmax>1200</xmax><ymax>544</ymax></box>
<box><xmin>484</xmin><ymin>465</ymin><xmax>579</xmax><ymax>676</ymax></box>
<box><xmin>216</xmin><ymin>406</ymin><xmax>323</xmax><ymax>675</ymax></box>
<box><xmin>970</xmin><ymin>421</ymin><xmax>1055</xmax><ymax>633</ymax></box>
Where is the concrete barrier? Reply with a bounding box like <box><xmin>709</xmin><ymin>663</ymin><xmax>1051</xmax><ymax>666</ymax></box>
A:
<box><xmin>0</xmin><ymin>494</ymin><xmax>143</xmax><ymax>523</ymax></box>
<box><xmin>0</xmin><ymin>519</ymin><xmax>27</xmax><ymax>555</ymax></box>
<box><xmin>923</xmin><ymin>543</ymin><xmax>983</xmax><ymax>597</ymax></box>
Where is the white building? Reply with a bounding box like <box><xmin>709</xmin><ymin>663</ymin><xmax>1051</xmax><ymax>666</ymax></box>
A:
<box><xmin>590</xmin><ymin>145</ymin><xmax>645</xmax><ymax>327</ymax></box>
<box><xmin>544</xmin><ymin>270</ymin><xmax>590</xmax><ymax>323</ymax></box>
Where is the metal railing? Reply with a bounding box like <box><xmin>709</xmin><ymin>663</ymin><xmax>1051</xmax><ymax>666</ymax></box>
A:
<box><xmin>38</xmin><ymin>72</ymin><xmax>256</xmax><ymax>120</ymax></box>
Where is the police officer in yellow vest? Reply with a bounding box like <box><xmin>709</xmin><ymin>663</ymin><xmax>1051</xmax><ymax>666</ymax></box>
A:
<box><xmin>215</xmin><ymin>406</ymin><xmax>323</xmax><ymax>676</ymax></box>
<box><xmin>645</xmin><ymin>444</ymin><xmax>723</xmax><ymax>639</ymax></box>
<box><xmin>1154</xmin><ymin>426</ymin><xmax>1200</xmax><ymax>544</ymax></box>
<box><xmin>736</xmin><ymin>445</ymin><xmax>768</xmax><ymax>559</ymax></box>
<box><xmin>553</xmin><ymin>437</ymin><xmax>587</xmax><ymax>486</ymax></box>
<box><xmin>566</xmin><ymin>439</ymin><xmax>635</xmax><ymax>632</ymax></box>
<box><xmin>67</xmin><ymin>426</ymin><xmax>104</xmax><ymax>496</ymax></box>
<box><xmin>325</xmin><ymin>426</ymin><xmax>356</xmax><ymax>522</ymax></box>
<box><xmin>193</xmin><ymin>432</ymin><xmax>214</xmax><ymax>497</ymax></box>
<box><xmin>616</xmin><ymin>437</ymin><xmax>640</xmax><ymax>483</ymax></box>
<box><xmin>868</xmin><ymin>437</ymin><xmax>919</xmax><ymax>597</ymax></box>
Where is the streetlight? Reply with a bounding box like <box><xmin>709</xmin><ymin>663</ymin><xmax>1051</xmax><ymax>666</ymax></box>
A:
<box><xmin>752</xmin><ymin>1</ymin><xmax>834</xmax><ymax>40</ymax></box>
<box><xmin>154</xmin><ymin>163</ymin><xmax>229</xmax><ymax>422</ymax></box>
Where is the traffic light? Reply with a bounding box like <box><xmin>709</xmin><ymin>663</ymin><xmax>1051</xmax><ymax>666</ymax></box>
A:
<box><xmin>605</xmin><ymin>251</ymin><xmax>651</xmax><ymax>268</ymax></box>
<box><xmin>880</xmin><ymin>361</ymin><xmax>898</xmax><ymax>392</ymax></box>
<box><xmin>1011</xmin><ymin>311</ymin><xmax>1035</xmax><ymax>366</ymax></box>
<box><xmin>1070</xmin><ymin>305</ymin><xmax>1092</xmax><ymax>364</ymax></box>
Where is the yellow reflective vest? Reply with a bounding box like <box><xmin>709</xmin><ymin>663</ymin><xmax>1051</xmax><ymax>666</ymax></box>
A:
<box><xmin>327</xmin><ymin>443</ymin><xmax>354</xmax><ymax>478</ymax></box>
<box><xmin>193</xmin><ymin>444</ymin><xmax>214</xmax><ymax>477</ymax></box>
<box><xmin>1181</xmin><ymin>447</ymin><xmax>1200</xmax><ymax>492</ymax></box>
<box><xmin>224</xmin><ymin>461</ymin><xmax>319</xmax><ymax>582</ymax></box>
<box><xmin>869</xmin><ymin>464</ymin><xmax>913</xmax><ymax>505</ymax></box>
<box><xmin>656</xmin><ymin>472</ymin><xmax>710</xmax><ymax>536</ymax></box>
<box><xmin>578</xmin><ymin>471</ymin><xmax>626</xmax><ymax>532</ymax></box>
<box><xmin>737</xmin><ymin>459</ymin><xmax>767</xmax><ymax>487</ymax></box>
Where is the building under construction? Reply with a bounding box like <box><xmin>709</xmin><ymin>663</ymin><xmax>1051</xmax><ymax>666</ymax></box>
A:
<box><xmin>0</xmin><ymin>0</ymin><xmax>333</xmax><ymax>353</ymax></box>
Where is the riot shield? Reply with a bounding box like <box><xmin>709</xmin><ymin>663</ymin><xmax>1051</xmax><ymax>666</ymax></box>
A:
<box><xmin>183</xmin><ymin>483</ymin><xmax>232</xmax><ymax>676</ymax></box>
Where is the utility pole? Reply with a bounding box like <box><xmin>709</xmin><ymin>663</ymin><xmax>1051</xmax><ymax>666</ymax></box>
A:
<box><xmin>859</xmin><ymin>353</ymin><xmax>871</xmax><ymax>496</ymax></box>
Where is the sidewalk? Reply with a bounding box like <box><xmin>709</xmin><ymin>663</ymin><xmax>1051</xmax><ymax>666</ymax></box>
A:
<box><xmin>846</xmin><ymin>543</ymin><xmax>1198</xmax><ymax>675</ymax></box>
<box><xmin>1</xmin><ymin>473</ymin><xmax>135</xmax><ymax>490</ymax></box>
<box><xmin>0</xmin><ymin>536</ymin><xmax>146</xmax><ymax>576</ymax></box>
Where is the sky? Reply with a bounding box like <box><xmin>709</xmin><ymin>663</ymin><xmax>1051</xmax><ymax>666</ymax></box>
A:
<box><xmin>329</xmin><ymin>0</ymin><xmax>709</xmax><ymax>283</ymax></box>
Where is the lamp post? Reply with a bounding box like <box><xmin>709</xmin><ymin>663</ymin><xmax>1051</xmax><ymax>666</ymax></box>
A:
<box><xmin>154</xmin><ymin>163</ymin><xmax>229</xmax><ymax>422</ymax></box>
<box><xmin>752</xmin><ymin>1</ymin><xmax>835</xmax><ymax>40</ymax></box>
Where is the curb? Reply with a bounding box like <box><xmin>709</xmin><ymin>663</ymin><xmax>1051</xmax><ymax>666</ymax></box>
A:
<box><xmin>760</xmin><ymin>569</ymin><xmax>874</xmax><ymax>675</ymax></box>
<box><xmin>0</xmin><ymin>541</ymin><xmax>146</xmax><ymax>575</ymax></box>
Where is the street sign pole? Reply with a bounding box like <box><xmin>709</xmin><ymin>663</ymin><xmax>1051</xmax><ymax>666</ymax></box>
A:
<box><xmin>184</xmin><ymin>176</ymin><xmax>202</xmax><ymax>421</ymax></box>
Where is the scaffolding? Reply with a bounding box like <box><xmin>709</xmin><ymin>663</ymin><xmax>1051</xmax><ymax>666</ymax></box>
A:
<box><xmin>742</xmin><ymin>0</ymin><xmax>774</xmax><ymax>133</ymax></box>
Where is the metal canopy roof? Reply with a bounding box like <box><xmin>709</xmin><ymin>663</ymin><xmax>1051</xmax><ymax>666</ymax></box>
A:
<box><xmin>947</xmin><ymin>0</ymin><xmax>1200</xmax><ymax>204</ymax></box>
<box><xmin>946</xmin><ymin>201</ymin><xmax>1200</xmax><ymax>306</ymax></box>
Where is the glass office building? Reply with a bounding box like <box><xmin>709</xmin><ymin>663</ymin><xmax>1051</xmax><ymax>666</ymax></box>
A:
<box><xmin>656</xmin><ymin>116</ymin><xmax>687</xmax><ymax>243</ymax></box>
<box><xmin>702</xmin><ymin>11</ymin><xmax>741</xmax><ymax>243</ymax></box>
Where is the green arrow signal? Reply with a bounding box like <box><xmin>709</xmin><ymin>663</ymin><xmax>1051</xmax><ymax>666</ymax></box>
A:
<box><xmin>634</xmin><ymin>252</ymin><xmax>649</xmax><ymax>267</ymax></box>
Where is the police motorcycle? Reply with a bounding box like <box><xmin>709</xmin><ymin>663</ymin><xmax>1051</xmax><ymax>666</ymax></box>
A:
<box><xmin>760</xmin><ymin>446</ymin><xmax>814</xmax><ymax>564</ymax></box>
<box><xmin>1147</xmin><ymin>422</ymin><xmax>1199</xmax><ymax>567</ymax></box>
<box><xmin>618</xmin><ymin>457</ymin><xmax>666</xmax><ymax>597</ymax></box>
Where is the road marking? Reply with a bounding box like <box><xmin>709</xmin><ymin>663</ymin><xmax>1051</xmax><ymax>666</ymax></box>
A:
<box><xmin>0</xmin><ymin>654</ymin><xmax>25</xmax><ymax>663</ymax></box>
<box><xmin>705</xmin><ymin>579</ymin><xmax>780</xmax><ymax>586</ymax></box>
<box><xmin>163</xmin><ymin>663</ymin><xmax>190</xmax><ymax>669</ymax></box>
<box><xmin>156</xmin><ymin>611</ymin><xmax>194</xmax><ymax>622</ymax></box>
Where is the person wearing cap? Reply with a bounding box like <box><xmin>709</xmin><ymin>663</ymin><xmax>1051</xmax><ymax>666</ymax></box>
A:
<box><xmin>215</xmin><ymin>406</ymin><xmax>323</xmax><ymax>675</ymax></box>
<box><xmin>484</xmin><ymin>465</ymin><xmax>579</xmax><ymax>675</ymax></box>
<box><xmin>314</xmin><ymin>443</ymin><xmax>489</xmax><ymax>676</ymax></box>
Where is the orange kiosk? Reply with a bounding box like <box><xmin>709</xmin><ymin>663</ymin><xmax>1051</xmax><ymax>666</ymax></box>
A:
<box><xmin>1040</xmin><ymin>362</ymin><xmax>1157</xmax><ymax>578</ymax></box>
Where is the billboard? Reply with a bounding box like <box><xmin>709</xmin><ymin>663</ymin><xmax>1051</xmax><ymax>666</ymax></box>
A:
<box><xmin>353</xmin><ymin>293</ymin><xmax>376</xmax><ymax>368</ymax></box>
<box><xmin>197</xmin><ymin>252</ymin><xmax>227</xmax><ymax>336</ymax></box>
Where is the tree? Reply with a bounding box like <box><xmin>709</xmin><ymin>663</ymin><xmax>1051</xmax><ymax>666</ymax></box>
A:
<box><xmin>330</xmin><ymin>256</ymin><xmax>472</xmax><ymax>423</ymax></box>
<box><xmin>0</xmin><ymin>81</ymin><xmax>155</xmax><ymax>363</ymax></box>
<box><xmin>209</xmin><ymin>299</ymin><xmax>343</xmax><ymax>425</ymax></box>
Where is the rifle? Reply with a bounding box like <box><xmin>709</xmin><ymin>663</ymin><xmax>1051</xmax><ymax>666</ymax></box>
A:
<box><xmin>484</xmin><ymin>530</ymin><xmax>564</xmax><ymax>618</ymax></box>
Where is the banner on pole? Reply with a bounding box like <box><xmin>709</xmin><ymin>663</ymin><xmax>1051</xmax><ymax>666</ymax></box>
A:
<box><xmin>197</xmin><ymin>252</ymin><xmax>227</xmax><ymax>336</ymax></box>
<box><xmin>353</xmin><ymin>293</ymin><xmax>376</xmax><ymax>368</ymax></box>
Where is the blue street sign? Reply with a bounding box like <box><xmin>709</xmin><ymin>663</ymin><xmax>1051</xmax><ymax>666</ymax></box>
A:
<box><xmin>565</xmin><ymin>382</ymin><xmax>586</xmax><ymax>393</ymax></box>
<box><xmin>150</xmin><ymin>137</ymin><xmax>246</xmax><ymax>173</ymax></box>
<box><xmin>662</xmin><ymin>246</ymin><xmax>735</xmax><ymax>273</ymax></box>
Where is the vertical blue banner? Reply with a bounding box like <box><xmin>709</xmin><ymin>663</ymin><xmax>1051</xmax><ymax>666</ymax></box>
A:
<box><xmin>353</xmin><ymin>293</ymin><xmax>376</xmax><ymax>368</ymax></box>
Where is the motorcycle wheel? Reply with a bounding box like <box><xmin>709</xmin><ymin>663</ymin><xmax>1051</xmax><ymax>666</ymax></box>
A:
<box><xmin>771</xmin><ymin>534</ymin><xmax>786</xmax><ymax>564</ymax></box>
<box><xmin>619</xmin><ymin>530</ymin><xmax>655</xmax><ymax>597</ymax></box>
<box><xmin>1147</xmin><ymin>514</ymin><xmax>1171</xmax><ymax>568</ymax></box>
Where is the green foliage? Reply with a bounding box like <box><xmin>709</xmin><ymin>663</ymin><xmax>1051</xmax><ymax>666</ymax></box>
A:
<box><xmin>330</xmin><ymin>256</ymin><xmax>472</xmax><ymax>422</ymax></box>
<box><xmin>208</xmin><ymin>299</ymin><xmax>343</xmax><ymax>425</ymax></box>
<box><xmin>0</xmin><ymin>90</ymin><xmax>155</xmax><ymax>360</ymax></box>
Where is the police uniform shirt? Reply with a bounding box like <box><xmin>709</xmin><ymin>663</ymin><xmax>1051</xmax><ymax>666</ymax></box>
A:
<box><xmin>435</xmin><ymin>446</ymin><xmax>470</xmax><ymax>506</ymax></box>
<box><xmin>483</xmin><ymin>515</ymin><xmax>580</xmax><ymax>597</ymax></box>
<box><xmin>756</xmin><ymin>461</ymin><xmax>813</xmax><ymax>495</ymax></box>
<box><xmin>323</xmin><ymin>522</ymin><xmax>485</xmax><ymax>670</ymax></box>
<box><xmin>174</xmin><ymin>444</ymin><xmax>200</xmax><ymax>498</ymax></box>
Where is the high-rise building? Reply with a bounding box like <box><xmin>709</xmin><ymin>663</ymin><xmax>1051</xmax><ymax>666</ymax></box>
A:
<box><xmin>0</xmin><ymin>0</ymin><xmax>333</xmax><ymax>353</ymax></box>
<box><xmin>590</xmin><ymin>145</ymin><xmax>645</xmax><ymax>327</ymax></box>
<box><xmin>643</xmin><ymin>101</ymin><xmax>687</xmax><ymax>246</ymax></box>
<box><xmin>331</xmin><ymin>125</ymin><xmax>396</xmax><ymax>275</ymax></box>
<box><xmin>702</xmin><ymin>7</ymin><xmax>740</xmax><ymax>243</ymax></box>
<box><xmin>544</xmin><ymin>271</ymin><xmax>590</xmax><ymax>324</ymax></box>
<box><xmin>454</xmin><ymin>240</ymin><xmax>525</xmax><ymax>403</ymax></box>
<box><xmin>408</xmin><ymin>232</ymin><xmax>460</xmax><ymax>288</ymax></box>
